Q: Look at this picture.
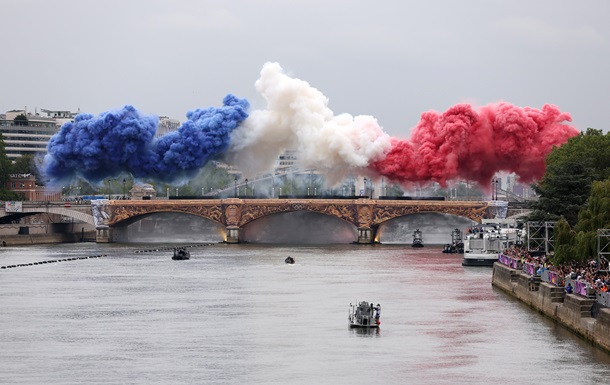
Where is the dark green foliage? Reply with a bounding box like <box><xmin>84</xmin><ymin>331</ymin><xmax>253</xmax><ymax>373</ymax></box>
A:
<box><xmin>13</xmin><ymin>113</ymin><xmax>28</xmax><ymax>126</ymax></box>
<box><xmin>529</xmin><ymin>161</ymin><xmax>592</xmax><ymax>225</ymax></box>
<box><xmin>553</xmin><ymin>179</ymin><xmax>610</xmax><ymax>263</ymax></box>
<box><xmin>529</xmin><ymin>128</ymin><xmax>610</xmax><ymax>264</ymax></box>
<box><xmin>11</xmin><ymin>154</ymin><xmax>36</xmax><ymax>174</ymax></box>
<box><xmin>528</xmin><ymin>129</ymin><xmax>610</xmax><ymax>226</ymax></box>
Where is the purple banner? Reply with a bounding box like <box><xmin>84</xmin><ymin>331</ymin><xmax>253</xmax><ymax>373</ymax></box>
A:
<box><xmin>574</xmin><ymin>280</ymin><xmax>588</xmax><ymax>296</ymax></box>
<box><xmin>498</xmin><ymin>255</ymin><xmax>510</xmax><ymax>266</ymax></box>
<box><xmin>524</xmin><ymin>262</ymin><xmax>536</xmax><ymax>275</ymax></box>
<box><xmin>499</xmin><ymin>255</ymin><xmax>523</xmax><ymax>270</ymax></box>
<box><xmin>548</xmin><ymin>271</ymin><xmax>562</xmax><ymax>286</ymax></box>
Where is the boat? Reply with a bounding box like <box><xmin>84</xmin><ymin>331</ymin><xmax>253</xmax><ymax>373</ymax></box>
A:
<box><xmin>172</xmin><ymin>248</ymin><xmax>190</xmax><ymax>260</ymax></box>
<box><xmin>443</xmin><ymin>228</ymin><xmax>464</xmax><ymax>253</ymax></box>
<box><xmin>412</xmin><ymin>229</ymin><xmax>424</xmax><ymax>247</ymax></box>
<box><xmin>348</xmin><ymin>301</ymin><xmax>381</xmax><ymax>328</ymax></box>
<box><xmin>285</xmin><ymin>256</ymin><xmax>295</xmax><ymax>264</ymax></box>
<box><xmin>462</xmin><ymin>219</ymin><xmax>522</xmax><ymax>266</ymax></box>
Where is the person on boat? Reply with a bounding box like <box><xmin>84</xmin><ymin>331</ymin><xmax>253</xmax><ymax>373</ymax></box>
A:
<box><xmin>374</xmin><ymin>304</ymin><xmax>381</xmax><ymax>320</ymax></box>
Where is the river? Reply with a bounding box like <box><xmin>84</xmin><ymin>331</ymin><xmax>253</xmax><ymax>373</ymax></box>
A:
<box><xmin>1</xmin><ymin>242</ymin><xmax>610</xmax><ymax>385</ymax></box>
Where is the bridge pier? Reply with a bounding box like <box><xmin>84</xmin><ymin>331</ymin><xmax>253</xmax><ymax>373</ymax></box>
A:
<box><xmin>96</xmin><ymin>228</ymin><xmax>112</xmax><ymax>243</ymax></box>
<box><xmin>357</xmin><ymin>226</ymin><xmax>377</xmax><ymax>244</ymax></box>
<box><xmin>225</xmin><ymin>226</ymin><xmax>241</xmax><ymax>244</ymax></box>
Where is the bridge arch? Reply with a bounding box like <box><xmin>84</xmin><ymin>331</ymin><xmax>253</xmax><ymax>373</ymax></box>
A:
<box><xmin>100</xmin><ymin>198</ymin><xmax>490</xmax><ymax>243</ymax></box>
<box><xmin>0</xmin><ymin>205</ymin><xmax>95</xmax><ymax>225</ymax></box>
<box><xmin>240</xmin><ymin>210</ymin><xmax>357</xmax><ymax>243</ymax></box>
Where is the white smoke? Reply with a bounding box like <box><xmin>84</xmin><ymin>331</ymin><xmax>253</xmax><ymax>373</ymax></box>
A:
<box><xmin>228</xmin><ymin>62</ymin><xmax>392</xmax><ymax>185</ymax></box>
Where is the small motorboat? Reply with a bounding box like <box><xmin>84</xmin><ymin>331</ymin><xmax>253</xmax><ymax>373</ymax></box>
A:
<box><xmin>348</xmin><ymin>301</ymin><xmax>380</xmax><ymax>328</ymax></box>
<box><xmin>285</xmin><ymin>256</ymin><xmax>295</xmax><ymax>264</ymax></box>
<box><xmin>172</xmin><ymin>248</ymin><xmax>190</xmax><ymax>260</ymax></box>
<box><xmin>412</xmin><ymin>229</ymin><xmax>424</xmax><ymax>248</ymax></box>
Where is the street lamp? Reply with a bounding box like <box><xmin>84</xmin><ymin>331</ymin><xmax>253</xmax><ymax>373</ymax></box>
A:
<box><xmin>106</xmin><ymin>178</ymin><xmax>114</xmax><ymax>199</ymax></box>
<box><xmin>234</xmin><ymin>176</ymin><xmax>238</xmax><ymax>197</ymax></box>
<box><xmin>122</xmin><ymin>178</ymin><xmax>126</xmax><ymax>199</ymax></box>
<box><xmin>245</xmin><ymin>179</ymin><xmax>249</xmax><ymax>196</ymax></box>
<box><xmin>363</xmin><ymin>177</ymin><xmax>367</xmax><ymax>197</ymax></box>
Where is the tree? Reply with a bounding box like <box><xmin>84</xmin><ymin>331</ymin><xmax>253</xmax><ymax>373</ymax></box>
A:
<box><xmin>11</xmin><ymin>154</ymin><xmax>36</xmax><ymax>174</ymax></box>
<box><xmin>13</xmin><ymin>113</ymin><xmax>28</xmax><ymax>126</ymax></box>
<box><xmin>552</xmin><ymin>179</ymin><xmax>610</xmax><ymax>264</ymax></box>
<box><xmin>0</xmin><ymin>133</ymin><xmax>24</xmax><ymax>201</ymax></box>
<box><xmin>0</xmin><ymin>133</ymin><xmax>13</xmax><ymax>185</ymax></box>
<box><xmin>528</xmin><ymin>129</ymin><xmax>610</xmax><ymax>226</ymax></box>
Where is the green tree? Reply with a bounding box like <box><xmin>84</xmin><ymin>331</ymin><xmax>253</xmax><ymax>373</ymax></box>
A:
<box><xmin>13</xmin><ymin>113</ymin><xmax>28</xmax><ymax>126</ymax></box>
<box><xmin>0</xmin><ymin>133</ymin><xmax>23</xmax><ymax>201</ymax></box>
<box><xmin>528</xmin><ymin>128</ymin><xmax>610</xmax><ymax>226</ymax></box>
<box><xmin>552</xmin><ymin>179</ymin><xmax>610</xmax><ymax>264</ymax></box>
<box><xmin>11</xmin><ymin>154</ymin><xmax>35</xmax><ymax>174</ymax></box>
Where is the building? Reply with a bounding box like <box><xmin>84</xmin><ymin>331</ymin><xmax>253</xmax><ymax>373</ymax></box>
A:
<box><xmin>5</xmin><ymin>174</ymin><xmax>61</xmax><ymax>201</ymax></box>
<box><xmin>0</xmin><ymin>108</ymin><xmax>79</xmax><ymax>160</ymax></box>
<box><xmin>156</xmin><ymin>116</ymin><xmax>181</xmax><ymax>137</ymax></box>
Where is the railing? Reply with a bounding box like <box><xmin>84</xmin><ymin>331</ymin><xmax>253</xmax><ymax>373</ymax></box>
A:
<box><xmin>498</xmin><ymin>255</ymin><xmax>605</xmax><ymax>304</ymax></box>
<box><xmin>498</xmin><ymin>254</ymin><xmax>522</xmax><ymax>270</ymax></box>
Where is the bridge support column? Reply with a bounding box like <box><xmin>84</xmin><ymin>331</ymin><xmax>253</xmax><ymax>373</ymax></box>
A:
<box><xmin>225</xmin><ymin>226</ymin><xmax>241</xmax><ymax>244</ymax></box>
<box><xmin>96</xmin><ymin>227</ymin><xmax>112</xmax><ymax>243</ymax></box>
<box><xmin>357</xmin><ymin>226</ymin><xmax>377</xmax><ymax>244</ymax></box>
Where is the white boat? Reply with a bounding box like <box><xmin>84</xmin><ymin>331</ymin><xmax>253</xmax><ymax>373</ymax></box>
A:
<box><xmin>462</xmin><ymin>219</ymin><xmax>522</xmax><ymax>267</ymax></box>
<box><xmin>348</xmin><ymin>301</ymin><xmax>380</xmax><ymax>328</ymax></box>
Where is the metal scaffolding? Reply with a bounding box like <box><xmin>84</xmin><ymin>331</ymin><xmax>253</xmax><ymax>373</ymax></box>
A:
<box><xmin>527</xmin><ymin>222</ymin><xmax>556</xmax><ymax>254</ymax></box>
<box><xmin>597</xmin><ymin>229</ymin><xmax>610</xmax><ymax>270</ymax></box>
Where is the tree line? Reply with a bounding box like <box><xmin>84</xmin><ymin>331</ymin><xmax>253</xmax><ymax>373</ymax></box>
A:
<box><xmin>528</xmin><ymin>128</ymin><xmax>610</xmax><ymax>264</ymax></box>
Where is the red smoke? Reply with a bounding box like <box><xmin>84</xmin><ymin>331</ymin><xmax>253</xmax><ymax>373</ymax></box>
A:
<box><xmin>371</xmin><ymin>103</ymin><xmax>578</xmax><ymax>189</ymax></box>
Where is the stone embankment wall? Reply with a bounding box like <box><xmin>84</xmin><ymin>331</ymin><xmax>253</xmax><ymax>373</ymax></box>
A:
<box><xmin>492</xmin><ymin>263</ymin><xmax>610</xmax><ymax>353</ymax></box>
<box><xmin>0</xmin><ymin>233</ymin><xmax>96</xmax><ymax>246</ymax></box>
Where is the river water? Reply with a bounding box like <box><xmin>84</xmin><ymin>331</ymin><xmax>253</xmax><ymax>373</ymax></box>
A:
<box><xmin>1</xmin><ymin>243</ymin><xmax>610</xmax><ymax>385</ymax></box>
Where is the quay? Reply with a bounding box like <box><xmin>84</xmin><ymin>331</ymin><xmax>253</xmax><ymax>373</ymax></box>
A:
<box><xmin>492</xmin><ymin>261</ymin><xmax>610</xmax><ymax>353</ymax></box>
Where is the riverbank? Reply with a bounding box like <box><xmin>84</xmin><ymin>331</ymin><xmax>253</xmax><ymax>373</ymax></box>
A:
<box><xmin>492</xmin><ymin>262</ymin><xmax>610</xmax><ymax>353</ymax></box>
<box><xmin>0</xmin><ymin>232</ymin><xmax>96</xmax><ymax>246</ymax></box>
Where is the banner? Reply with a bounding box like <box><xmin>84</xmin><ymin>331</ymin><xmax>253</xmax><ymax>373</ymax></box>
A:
<box><xmin>5</xmin><ymin>201</ymin><xmax>23</xmax><ymax>213</ymax></box>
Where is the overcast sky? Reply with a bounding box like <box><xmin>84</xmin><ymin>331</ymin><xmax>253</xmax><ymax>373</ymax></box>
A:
<box><xmin>2</xmin><ymin>0</ymin><xmax>609</xmax><ymax>138</ymax></box>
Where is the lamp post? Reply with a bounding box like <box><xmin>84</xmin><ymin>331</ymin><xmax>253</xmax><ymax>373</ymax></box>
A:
<box><xmin>245</xmin><ymin>179</ymin><xmax>249</xmax><ymax>196</ymax></box>
<box><xmin>106</xmin><ymin>178</ymin><xmax>114</xmax><ymax>199</ymax></box>
<box><xmin>122</xmin><ymin>178</ymin><xmax>126</xmax><ymax>199</ymax></box>
<box><xmin>309</xmin><ymin>170</ymin><xmax>313</xmax><ymax>196</ymax></box>
<box><xmin>234</xmin><ymin>176</ymin><xmax>238</xmax><ymax>197</ymax></box>
<box><xmin>363</xmin><ymin>177</ymin><xmax>367</xmax><ymax>197</ymax></box>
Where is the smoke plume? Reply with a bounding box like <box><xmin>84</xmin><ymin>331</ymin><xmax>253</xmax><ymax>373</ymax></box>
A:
<box><xmin>42</xmin><ymin>95</ymin><xmax>248</xmax><ymax>184</ymax></box>
<box><xmin>372</xmin><ymin>102</ymin><xmax>577</xmax><ymax>187</ymax></box>
<box><xmin>40</xmin><ymin>62</ymin><xmax>578</xmax><ymax>190</ymax></box>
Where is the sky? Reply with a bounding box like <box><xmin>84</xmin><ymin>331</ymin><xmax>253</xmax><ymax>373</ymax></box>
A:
<box><xmin>2</xmin><ymin>0</ymin><xmax>609</xmax><ymax>139</ymax></box>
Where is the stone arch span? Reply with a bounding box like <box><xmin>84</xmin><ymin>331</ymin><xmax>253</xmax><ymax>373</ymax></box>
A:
<box><xmin>102</xmin><ymin>198</ymin><xmax>490</xmax><ymax>243</ymax></box>
<box><xmin>0</xmin><ymin>204</ymin><xmax>95</xmax><ymax>225</ymax></box>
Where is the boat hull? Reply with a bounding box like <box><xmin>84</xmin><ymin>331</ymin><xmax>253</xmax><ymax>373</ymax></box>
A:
<box><xmin>462</xmin><ymin>253</ymin><xmax>498</xmax><ymax>267</ymax></box>
<box><xmin>349</xmin><ymin>323</ymin><xmax>379</xmax><ymax>328</ymax></box>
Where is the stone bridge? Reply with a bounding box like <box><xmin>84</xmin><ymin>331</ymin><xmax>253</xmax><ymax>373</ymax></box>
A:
<box><xmin>95</xmin><ymin>198</ymin><xmax>491</xmax><ymax>243</ymax></box>
<box><xmin>0</xmin><ymin>202</ymin><xmax>96</xmax><ymax>225</ymax></box>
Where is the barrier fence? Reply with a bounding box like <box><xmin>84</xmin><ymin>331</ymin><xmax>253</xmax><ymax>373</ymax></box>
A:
<box><xmin>498</xmin><ymin>254</ymin><xmax>606</xmax><ymax>305</ymax></box>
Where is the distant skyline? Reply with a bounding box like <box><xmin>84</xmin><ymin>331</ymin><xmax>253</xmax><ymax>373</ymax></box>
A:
<box><xmin>2</xmin><ymin>0</ymin><xmax>609</xmax><ymax>137</ymax></box>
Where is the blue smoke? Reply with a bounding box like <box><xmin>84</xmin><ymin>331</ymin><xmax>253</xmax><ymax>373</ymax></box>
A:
<box><xmin>41</xmin><ymin>94</ymin><xmax>249</xmax><ymax>185</ymax></box>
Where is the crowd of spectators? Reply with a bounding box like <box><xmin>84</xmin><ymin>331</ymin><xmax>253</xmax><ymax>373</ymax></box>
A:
<box><xmin>503</xmin><ymin>247</ymin><xmax>610</xmax><ymax>294</ymax></box>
